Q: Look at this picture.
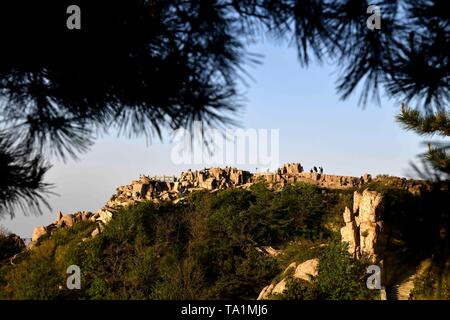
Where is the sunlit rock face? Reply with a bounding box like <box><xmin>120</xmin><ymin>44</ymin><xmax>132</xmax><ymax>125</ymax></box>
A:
<box><xmin>30</xmin><ymin>163</ymin><xmax>422</xmax><ymax>249</ymax></box>
<box><xmin>341</xmin><ymin>189</ymin><xmax>386</xmax><ymax>263</ymax></box>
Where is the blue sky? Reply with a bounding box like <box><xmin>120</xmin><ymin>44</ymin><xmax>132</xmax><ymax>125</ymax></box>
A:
<box><xmin>1</xmin><ymin>41</ymin><xmax>425</xmax><ymax>237</ymax></box>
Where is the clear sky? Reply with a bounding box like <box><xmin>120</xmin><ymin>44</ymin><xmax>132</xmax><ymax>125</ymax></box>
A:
<box><xmin>1</xmin><ymin>41</ymin><xmax>425</xmax><ymax>237</ymax></box>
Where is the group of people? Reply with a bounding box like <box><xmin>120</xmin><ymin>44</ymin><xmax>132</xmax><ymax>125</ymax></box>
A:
<box><xmin>309</xmin><ymin>166</ymin><xmax>323</xmax><ymax>174</ymax></box>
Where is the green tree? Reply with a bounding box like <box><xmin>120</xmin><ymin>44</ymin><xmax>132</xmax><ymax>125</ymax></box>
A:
<box><xmin>283</xmin><ymin>242</ymin><xmax>378</xmax><ymax>300</ymax></box>
<box><xmin>397</xmin><ymin>104</ymin><xmax>450</xmax><ymax>180</ymax></box>
<box><xmin>0</xmin><ymin>226</ymin><xmax>25</xmax><ymax>262</ymax></box>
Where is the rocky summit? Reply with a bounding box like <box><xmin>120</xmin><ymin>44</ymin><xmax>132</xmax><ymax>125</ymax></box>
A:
<box><xmin>28</xmin><ymin>163</ymin><xmax>425</xmax><ymax>269</ymax></box>
<box><xmin>28</xmin><ymin>163</ymin><xmax>375</xmax><ymax>245</ymax></box>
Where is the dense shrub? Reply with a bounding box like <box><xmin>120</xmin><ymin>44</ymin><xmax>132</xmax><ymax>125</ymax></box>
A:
<box><xmin>282</xmin><ymin>242</ymin><xmax>379</xmax><ymax>300</ymax></box>
<box><xmin>0</xmin><ymin>226</ymin><xmax>24</xmax><ymax>262</ymax></box>
<box><xmin>0</xmin><ymin>221</ymin><xmax>95</xmax><ymax>299</ymax></box>
<box><xmin>412</xmin><ymin>254</ymin><xmax>450</xmax><ymax>300</ymax></box>
<box><xmin>0</xmin><ymin>183</ymin><xmax>360</xmax><ymax>300</ymax></box>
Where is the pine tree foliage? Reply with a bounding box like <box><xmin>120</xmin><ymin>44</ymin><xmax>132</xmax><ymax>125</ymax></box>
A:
<box><xmin>0</xmin><ymin>0</ymin><xmax>449</xmax><ymax>216</ymax></box>
<box><xmin>397</xmin><ymin>103</ymin><xmax>450</xmax><ymax>180</ymax></box>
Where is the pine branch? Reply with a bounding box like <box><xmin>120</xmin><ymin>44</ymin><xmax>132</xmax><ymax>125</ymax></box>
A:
<box><xmin>396</xmin><ymin>103</ymin><xmax>450</xmax><ymax>136</ymax></box>
<box><xmin>0</xmin><ymin>134</ymin><xmax>53</xmax><ymax>218</ymax></box>
<box><xmin>424</xmin><ymin>145</ymin><xmax>450</xmax><ymax>177</ymax></box>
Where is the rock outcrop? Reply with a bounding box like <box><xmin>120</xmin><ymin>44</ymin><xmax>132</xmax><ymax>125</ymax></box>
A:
<box><xmin>105</xmin><ymin>167</ymin><xmax>252</xmax><ymax>209</ymax></box>
<box><xmin>31</xmin><ymin>226</ymin><xmax>48</xmax><ymax>242</ymax></box>
<box><xmin>255</xmin><ymin>164</ymin><xmax>372</xmax><ymax>190</ymax></box>
<box><xmin>340</xmin><ymin>189</ymin><xmax>386</xmax><ymax>263</ymax></box>
<box><xmin>29</xmin><ymin>210</ymin><xmax>94</xmax><ymax>248</ymax></box>
<box><xmin>28</xmin><ymin>163</ymin><xmax>424</xmax><ymax>248</ymax></box>
<box><xmin>279</xmin><ymin>163</ymin><xmax>303</xmax><ymax>175</ymax></box>
<box><xmin>293</xmin><ymin>258</ymin><xmax>319</xmax><ymax>281</ymax></box>
<box><xmin>257</xmin><ymin>258</ymin><xmax>319</xmax><ymax>300</ymax></box>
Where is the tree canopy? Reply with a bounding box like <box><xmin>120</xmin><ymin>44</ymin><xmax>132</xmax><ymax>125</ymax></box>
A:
<box><xmin>0</xmin><ymin>0</ymin><xmax>449</xmax><ymax>217</ymax></box>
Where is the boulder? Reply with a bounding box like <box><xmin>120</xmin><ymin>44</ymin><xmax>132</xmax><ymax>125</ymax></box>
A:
<box><xmin>359</xmin><ymin>221</ymin><xmax>379</xmax><ymax>258</ymax></box>
<box><xmin>81</xmin><ymin>211</ymin><xmax>92</xmax><ymax>221</ymax></box>
<box><xmin>287</xmin><ymin>163</ymin><xmax>303</xmax><ymax>174</ymax></box>
<box><xmin>229</xmin><ymin>170</ymin><xmax>242</xmax><ymax>185</ymax></box>
<box><xmin>139</xmin><ymin>175</ymin><xmax>151</xmax><ymax>184</ymax></box>
<box><xmin>293</xmin><ymin>258</ymin><xmax>319</xmax><ymax>281</ymax></box>
<box><xmin>202</xmin><ymin>177</ymin><xmax>217</xmax><ymax>190</ymax></box>
<box><xmin>209</xmin><ymin>167</ymin><xmax>223</xmax><ymax>180</ymax></box>
<box><xmin>358</xmin><ymin>190</ymin><xmax>383</xmax><ymax>223</ymax></box>
<box><xmin>257</xmin><ymin>283</ymin><xmax>275</xmax><ymax>300</ymax></box>
<box><xmin>361</xmin><ymin>173</ymin><xmax>372</xmax><ymax>184</ymax></box>
<box><xmin>172</xmin><ymin>181</ymin><xmax>180</xmax><ymax>193</ymax></box>
<box><xmin>280</xmin><ymin>163</ymin><xmax>303</xmax><ymax>175</ymax></box>
<box><xmin>32</xmin><ymin>226</ymin><xmax>47</xmax><ymax>242</ymax></box>
<box><xmin>97</xmin><ymin>210</ymin><xmax>113</xmax><ymax>225</ymax></box>
<box><xmin>173</xmin><ymin>197</ymin><xmax>185</xmax><ymax>205</ymax></box>
<box><xmin>283</xmin><ymin>262</ymin><xmax>297</xmax><ymax>275</ymax></box>
<box><xmin>341</xmin><ymin>189</ymin><xmax>385</xmax><ymax>262</ymax></box>
<box><xmin>357</xmin><ymin>190</ymin><xmax>384</xmax><ymax>261</ymax></box>
<box><xmin>132</xmin><ymin>182</ymin><xmax>148</xmax><ymax>197</ymax></box>
<box><xmin>261</xmin><ymin>246</ymin><xmax>281</xmax><ymax>257</ymax></box>
<box><xmin>340</xmin><ymin>220</ymin><xmax>359</xmax><ymax>256</ymax></box>
<box><xmin>89</xmin><ymin>212</ymin><xmax>99</xmax><ymax>222</ymax></box>
<box><xmin>57</xmin><ymin>214</ymin><xmax>75</xmax><ymax>228</ymax></box>
<box><xmin>271</xmin><ymin>279</ymin><xmax>287</xmax><ymax>296</ymax></box>
<box><xmin>343</xmin><ymin>207</ymin><xmax>352</xmax><ymax>223</ymax></box>
<box><xmin>160</xmin><ymin>191</ymin><xmax>171</xmax><ymax>201</ymax></box>
<box><xmin>258</xmin><ymin>258</ymin><xmax>319</xmax><ymax>300</ymax></box>
<box><xmin>181</xmin><ymin>181</ymin><xmax>190</xmax><ymax>188</ymax></box>
<box><xmin>74</xmin><ymin>212</ymin><xmax>83</xmax><ymax>221</ymax></box>
<box><xmin>197</xmin><ymin>171</ymin><xmax>206</xmax><ymax>183</ymax></box>
<box><xmin>91</xmin><ymin>227</ymin><xmax>100</xmax><ymax>238</ymax></box>
<box><xmin>353</xmin><ymin>191</ymin><xmax>362</xmax><ymax>214</ymax></box>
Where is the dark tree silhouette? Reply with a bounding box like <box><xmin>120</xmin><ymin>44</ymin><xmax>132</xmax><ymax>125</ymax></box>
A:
<box><xmin>397</xmin><ymin>103</ymin><xmax>450</xmax><ymax>180</ymax></box>
<box><xmin>0</xmin><ymin>0</ymin><xmax>449</xmax><ymax>217</ymax></box>
<box><xmin>0</xmin><ymin>134</ymin><xmax>51</xmax><ymax>217</ymax></box>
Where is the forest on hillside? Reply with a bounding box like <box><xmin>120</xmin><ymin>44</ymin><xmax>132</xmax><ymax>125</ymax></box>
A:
<box><xmin>1</xmin><ymin>181</ymin><xmax>448</xmax><ymax>300</ymax></box>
